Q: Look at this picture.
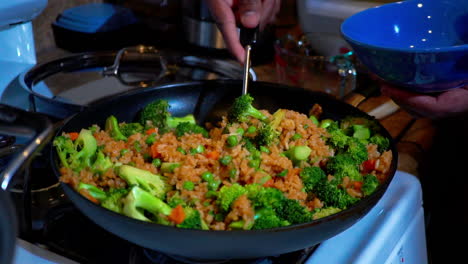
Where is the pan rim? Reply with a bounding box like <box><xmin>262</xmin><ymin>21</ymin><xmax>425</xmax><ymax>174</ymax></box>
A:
<box><xmin>50</xmin><ymin>79</ymin><xmax>398</xmax><ymax>234</ymax></box>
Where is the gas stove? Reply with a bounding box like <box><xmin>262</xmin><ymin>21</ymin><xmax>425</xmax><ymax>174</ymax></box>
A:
<box><xmin>4</xmin><ymin>138</ymin><xmax>427</xmax><ymax>264</ymax></box>
<box><xmin>0</xmin><ymin>1</ymin><xmax>428</xmax><ymax>263</ymax></box>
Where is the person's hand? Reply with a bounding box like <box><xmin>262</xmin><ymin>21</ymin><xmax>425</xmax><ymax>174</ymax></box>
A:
<box><xmin>205</xmin><ymin>0</ymin><xmax>281</xmax><ymax>63</ymax></box>
<box><xmin>381</xmin><ymin>84</ymin><xmax>468</xmax><ymax>119</ymax></box>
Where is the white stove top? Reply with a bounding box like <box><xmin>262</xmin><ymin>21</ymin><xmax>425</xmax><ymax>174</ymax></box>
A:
<box><xmin>12</xmin><ymin>170</ymin><xmax>427</xmax><ymax>264</ymax></box>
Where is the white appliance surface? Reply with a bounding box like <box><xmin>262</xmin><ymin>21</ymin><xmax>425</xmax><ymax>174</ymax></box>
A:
<box><xmin>11</xmin><ymin>171</ymin><xmax>427</xmax><ymax>264</ymax></box>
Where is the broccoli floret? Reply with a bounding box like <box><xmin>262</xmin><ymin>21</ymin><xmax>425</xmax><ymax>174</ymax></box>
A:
<box><xmin>345</xmin><ymin>137</ymin><xmax>368</xmax><ymax>164</ymax></box>
<box><xmin>369</xmin><ymin>134</ymin><xmax>390</xmax><ymax>152</ymax></box>
<box><xmin>300</xmin><ymin>166</ymin><xmax>326</xmax><ymax>193</ymax></box>
<box><xmin>69</xmin><ymin>129</ymin><xmax>98</xmax><ymax>172</ymax></box>
<box><xmin>254</xmin><ymin>124</ymin><xmax>279</xmax><ymax>146</ymax></box>
<box><xmin>228</xmin><ymin>94</ymin><xmax>268</xmax><ymax>123</ymax></box>
<box><xmin>122</xmin><ymin>186</ymin><xmax>172</xmax><ymax>222</ymax></box>
<box><xmin>105</xmin><ymin>115</ymin><xmax>127</xmax><ymax>141</ymax></box>
<box><xmin>175</xmin><ymin>122</ymin><xmax>209</xmax><ymax>138</ymax></box>
<box><xmin>139</xmin><ymin>99</ymin><xmax>171</xmax><ymax>130</ymax></box>
<box><xmin>77</xmin><ymin>182</ymin><xmax>107</xmax><ymax>201</ymax></box>
<box><xmin>253</xmin><ymin>109</ymin><xmax>285</xmax><ymax>146</ymax></box>
<box><xmin>53</xmin><ymin>135</ymin><xmax>76</xmax><ymax>168</ymax></box>
<box><xmin>120</xmin><ymin>122</ymin><xmax>144</xmax><ymax>137</ymax></box>
<box><xmin>167</xmin><ymin>114</ymin><xmax>196</xmax><ymax>129</ymax></box>
<box><xmin>91</xmin><ymin>151</ymin><xmax>113</xmax><ymax>174</ymax></box>
<box><xmin>326</xmin><ymin>154</ymin><xmax>362</xmax><ymax>181</ymax></box>
<box><xmin>325</xmin><ymin>121</ymin><xmax>349</xmax><ymax>149</ymax></box>
<box><xmin>312</xmin><ymin>207</ymin><xmax>342</xmax><ymax>220</ymax></box>
<box><xmin>313</xmin><ymin>180</ymin><xmax>359</xmax><ymax>209</ymax></box>
<box><xmin>167</xmin><ymin>192</ymin><xmax>187</xmax><ymax>208</ymax></box>
<box><xmin>177</xmin><ymin>207</ymin><xmax>209</xmax><ymax>230</ymax></box>
<box><xmin>252</xmin><ymin>208</ymin><xmax>289</xmax><ymax>230</ymax></box>
<box><xmin>217</xmin><ymin>183</ymin><xmax>247</xmax><ymax>212</ymax></box>
<box><xmin>246</xmin><ymin>185</ymin><xmax>285</xmax><ymax>209</ymax></box>
<box><xmin>275</xmin><ymin>199</ymin><xmax>313</xmax><ymax>225</ymax></box>
<box><xmin>101</xmin><ymin>188</ymin><xmax>129</xmax><ymax>213</ymax></box>
<box><xmin>117</xmin><ymin>165</ymin><xmax>169</xmax><ymax>199</ymax></box>
<box><xmin>362</xmin><ymin>174</ymin><xmax>379</xmax><ymax>196</ymax></box>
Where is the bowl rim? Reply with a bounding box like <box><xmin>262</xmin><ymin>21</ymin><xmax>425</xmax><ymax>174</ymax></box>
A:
<box><xmin>340</xmin><ymin>2</ymin><xmax>468</xmax><ymax>53</ymax></box>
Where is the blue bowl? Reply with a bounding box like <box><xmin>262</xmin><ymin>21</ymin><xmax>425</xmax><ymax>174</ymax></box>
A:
<box><xmin>341</xmin><ymin>0</ymin><xmax>468</xmax><ymax>93</ymax></box>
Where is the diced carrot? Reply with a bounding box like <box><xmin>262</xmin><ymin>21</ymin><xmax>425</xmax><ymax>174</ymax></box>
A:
<box><xmin>353</xmin><ymin>181</ymin><xmax>363</xmax><ymax>191</ymax></box>
<box><xmin>205</xmin><ymin>151</ymin><xmax>220</xmax><ymax>160</ymax></box>
<box><xmin>263</xmin><ymin>179</ymin><xmax>274</xmax><ymax>187</ymax></box>
<box><xmin>168</xmin><ymin>205</ymin><xmax>185</xmax><ymax>224</ymax></box>
<box><xmin>69</xmin><ymin>132</ymin><xmax>79</xmax><ymax>141</ymax></box>
<box><xmin>79</xmin><ymin>189</ymin><xmax>99</xmax><ymax>204</ymax></box>
<box><xmin>150</xmin><ymin>143</ymin><xmax>161</xmax><ymax>159</ymax></box>
<box><xmin>145</xmin><ymin>128</ymin><xmax>158</xmax><ymax>135</ymax></box>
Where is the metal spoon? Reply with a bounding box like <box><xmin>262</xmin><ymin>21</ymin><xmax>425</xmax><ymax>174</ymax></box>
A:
<box><xmin>240</xmin><ymin>26</ymin><xmax>259</xmax><ymax>95</ymax></box>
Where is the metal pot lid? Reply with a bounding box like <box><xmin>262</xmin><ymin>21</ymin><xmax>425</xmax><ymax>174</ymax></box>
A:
<box><xmin>17</xmin><ymin>46</ymin><xmax>256</xmax><ymax>117</ymax></box>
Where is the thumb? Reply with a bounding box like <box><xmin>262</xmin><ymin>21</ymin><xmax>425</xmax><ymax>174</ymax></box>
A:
<box><xmin>237</xmin><ymin>0</ymin><xmax>261</xmax><ymax>28</ymax></box>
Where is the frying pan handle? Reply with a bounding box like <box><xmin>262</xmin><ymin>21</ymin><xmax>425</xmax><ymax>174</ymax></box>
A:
<box><xmin>102</xmin><ymin>45</ymin><xmax>173</xmax><ymax>87</ymax></box>
<box><xmin>0</xmin><ymin>104</ymin><xmax>53</xmax><ymax>191</ymax></box>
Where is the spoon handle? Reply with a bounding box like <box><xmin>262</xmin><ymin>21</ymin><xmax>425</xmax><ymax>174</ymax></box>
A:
<box><xmin>242</xmin><ymin>45</ymin><xmax>252</xmax><ymax>95</ymax></box>
<box><xmin>240</xmin><ymin>26</ymin><xmax>258</xmax><ymax>95</ymax></box>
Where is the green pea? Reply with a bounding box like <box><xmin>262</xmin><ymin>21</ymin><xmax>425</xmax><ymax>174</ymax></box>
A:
<box><xmin>215</xmin><ymin>213</ymin><xmax>224</xmax><ymax>222</ymax></box>
<box><xmin>247</xmin><ymin>126</ymin><xmax>257</xmax><ymax>134</ymax></box>
<box><xmin>226</xmin><ymin>135</ymin><xmax>238</xmax><ymax>147</ymax></box>
<box><xmin>145</xmin><ymin>134</ymin><xmax>156</xmax><ymax>145</ymax></box>
<box><xmin>183</xmin><ymin>181</ymin><xmax>195</xmax><ymax>191</ymax></box>
<box><xmin>229</xmin><ymin>169</ymin><xmax>237</xmax><ymax>179</ymax></box>
<box><xmin>248</xmin><ymin>159</ymin><xmax>260</xmax><ymax>169</ymax></box>
<box><xmin>152</xmin><ymin>158</ymin><xmax>161</xmax><ymax>167</ymax></box>
<box><xmin>208</xmin><ymin>180</ymin><xmax>221</xmax><ymax>191</ymax></box>
<box><xmin>177</xmin><ymin>147</ymin><xmax>186</xmax><ymax>155</ymax></box>
<box><xmin>291</xmin><ymin>133</ymin><xmax>302</xmax><ymax>140</ymax></box>
<box><xmin>303</xmin><ymin>124</ymin><xmax>309</xmax><ymax>129</ymax></box>
<box><xmin>120</xmin><ymin>149</ymin><xmax>129</xmax><ymax>156</ymax></box>
<box><xmin>205</xmin><ymin>191</ymin><xmax>218</xmax><ymax>199</ymax></box>
<box><xmin>201</xmin><ymin>171</ymin><xmax>214</xmax><ymax>182</ymax></box>
<box><xmin>236</xmin><ymin>128</ymin><xmax>245</xmax><ymax>136</ymax></box>
<box><xmin>251</xmin><ymin>149</ymin><xmax>261</xmax><ymax>160</ymax></box>
<box><xmin>277</xmin><ymin>169</ymin><xmax>288</xmax><ymax>177</ymax></box>
<box><xmin>309</xmin><ymin>115</ymin><xmax>319</xmax><ymax>125</ymax></box>
<box><xmin>259</xmin><ymin>146</ymin><xmax>270</xmax><ymax>154</ymax></box>
<box><xmin>143</xmin><ymin>153</ymin><xmax>151</xmax><ymax>161</ymax></box>
<box><xmin>219</xmin><ymin>155</ymin><xmax>232</xmax><ymax>165</ymax></box>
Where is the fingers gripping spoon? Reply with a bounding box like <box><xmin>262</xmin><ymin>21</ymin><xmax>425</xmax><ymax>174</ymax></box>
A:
<box><xmin>240</xmin><ymin>26</ymin><xmax>259</xmax><ymax>95</ymax></box>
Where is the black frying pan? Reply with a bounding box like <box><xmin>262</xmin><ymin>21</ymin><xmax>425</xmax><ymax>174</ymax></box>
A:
<box><xmin>0</xmin><ymin>80</ymin><xmax>398</xmax><ymax>261</ymax></box>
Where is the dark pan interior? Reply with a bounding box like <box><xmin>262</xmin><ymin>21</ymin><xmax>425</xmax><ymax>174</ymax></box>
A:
<box><xmin>51</xmin><ymin>79</ymin><xmax>398</xmax><ymax>260</ymax></box>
